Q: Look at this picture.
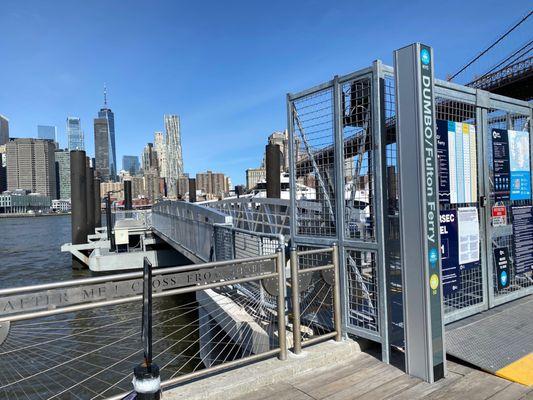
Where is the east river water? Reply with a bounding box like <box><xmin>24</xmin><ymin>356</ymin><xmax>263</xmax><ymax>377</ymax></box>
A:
<box><xmin>0</xmin><ymin>215</ymin><xmax>198</xmax><ymax>399</ymax></box>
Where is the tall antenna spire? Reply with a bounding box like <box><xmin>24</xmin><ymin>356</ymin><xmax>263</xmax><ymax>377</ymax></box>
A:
<box><xmin>103</xmin><ymin>83</ymin><xmax>108</xmax><ymax>106</ymax></box>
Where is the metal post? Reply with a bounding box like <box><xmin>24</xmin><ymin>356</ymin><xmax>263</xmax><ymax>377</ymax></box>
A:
<box><xmin>70</xmin><ymin>150</ymin><xmax>87</xmax><ymax>269</ymax></box>
<box><xmin>124</xmin><ymin>180</ymin><xmax>133</xmax><ymax>210</ymax></box>
<box><xmin>94</xmin><ymin>178</ymin><xmax>101</xmax><ymax>228</ymax></box>
<box><xmin>332</xmin><ymin>243</ymin><xmax>342</xmax><ymax>342</ymax></box>
<box><xmin>276</xmin><ymin>247</ymin><xmax>287</xmax><ymax>361</ymax></box>
<box><xmin>132</xmin><ymin>257</ymin><xmax>161</xmax><ymax>399</ymax></box>
<box><xmin>86</xmin><ymin>165</ymin><xmax>95</xmax><ymax>237</ymax></box>
<box><xmin>266</xmin><ymin>143</ymin><xmax>281</xmax><ymax>198</ymax></box>
<box><xmin>289</xmin><ymin>247</ymin><xmax>301</xmax><ymax>354</ymax></box>
<box><xmin>106</xmin><ymin>192</ymin><xmax>116</xmax><ymax>251</ymax></box>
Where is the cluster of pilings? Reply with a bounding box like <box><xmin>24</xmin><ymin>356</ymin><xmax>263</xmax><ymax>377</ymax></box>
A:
<box><xmin>70</xmin><ymin>150</ymin><xmax>101</xmax><ymax>269</ymax></box>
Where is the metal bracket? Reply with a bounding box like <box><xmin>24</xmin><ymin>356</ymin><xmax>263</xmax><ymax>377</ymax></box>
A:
<box><xmin>0</xmin><ymin>321</ymin><xmax>10</xmax><ymax>346</ymax></box>
<box><xmin>261</xmin><ymin>277</ymin><xmax>279</xmax><ymax>297</ymax></box>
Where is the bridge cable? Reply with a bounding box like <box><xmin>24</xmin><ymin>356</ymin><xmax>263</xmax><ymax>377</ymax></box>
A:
<box><xmin>471</xmin><ymin>39</ymin><xmax>533</xmax><ymax>83</ymax></box>
<box><xmin>448</xmin><ymin>10</ymin><xmax>532</xmax><ymax>81</ymax></box>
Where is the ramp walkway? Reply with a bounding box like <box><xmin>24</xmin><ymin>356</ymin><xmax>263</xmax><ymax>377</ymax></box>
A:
<box><xmin>446</xmin><ymin>296</ymin><xmax>533</xmax><ymax>386</ymax></box>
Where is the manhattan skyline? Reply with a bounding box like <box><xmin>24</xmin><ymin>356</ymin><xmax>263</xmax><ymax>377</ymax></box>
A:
<box><xmin>0</xmin><ymin>0</ymin><xmax>530</xmax><ymax>184</ymax></box>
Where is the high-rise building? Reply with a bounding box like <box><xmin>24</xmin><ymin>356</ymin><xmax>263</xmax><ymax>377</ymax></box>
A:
<box><xmin>164</xmin><ymin>115</ymin><xmax>183</xmax><ymax>198</ymax></box>
<box><xmin>177</xmin><ymin>173</ymin><xmax>190</xmax><ymax>199</ymax></box>
<box><xmin>122</xmin><ymin>155</ymin><xmax>140</xmax><ymax>176</ymax></box>
<box><xmin>6</xmin><ymin>138</ymin><xmax>57</xmax><ymax>198</ymax></box>
<box><xmin>96</xmin><ymin>87</ymin><xmax>117</xmax><ymax>181</ymax></box>
<box><xmin>0</xmin><ymin>115</ymin><xmax>9</xmax><ymax>146</ymax></box>
<box><xmin>94</xmin><ymin>117</ymin><xmax>110</xmax><ymax>180</ymax></box>
<box><xmin>141</xmin><ymin>143</ymin><xmax>158</xmax><ymax>172</ymax></box>
<box><xmin>38</xmin><ymin>125</ymin><xmax>57</xmax><ymax>141</ymax></box>
<box><xmin>196</xmin><ymin>170</ymin><xmax>228</xmax><ymax>197</ymax></box>
<box><xmin>246</xmin><ymin>168</ymin><xmax>266</xmax><ymax>190</ymax></box>
<box><xmin>67</xmin><ymin>117</ymin><xmax>84</xmax><ymax>151</ymax></box>
<box><xmin>54</xmin><ymin>150</ymin><xmax>71</xmax><ymax>199</ymax></box>
<box><xmin>154</xmin><ymin>131</ymin><xmax>168</xmax><ymax>179</ymax></box>
<box><xmin>0</xmin><ymin>145</ymin><xmax>7</xmax><ymax>192</ymax></box>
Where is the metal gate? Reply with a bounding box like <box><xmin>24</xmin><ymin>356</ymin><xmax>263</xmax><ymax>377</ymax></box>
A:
<box><xmin>287</xmin><ymin>63</ymin><xmax>390</xmax><ymax>362</ymax></box>
<box><xmin>287</xmin><ymin>58</ymin><xmax>532</xmax><ymax>356</ymax></box>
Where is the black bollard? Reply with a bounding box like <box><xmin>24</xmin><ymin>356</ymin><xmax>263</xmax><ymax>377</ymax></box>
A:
<box><xmin>86</xmin><ymin>165</ymin><xmax>95</xmax><ymax>237</ymax></box>
<box><xmin>94</xmin><ymin>178</ymin><xmax>101</xmax><ymax>228</ymax></box>
<box><xmin>188</xmin><ymin>178</ymin><xmax>196</xmax><ymax>203</ymax></box>
<box><xmin>124</xmin><ymin>180</ymin><xmax>133</xmax><ymax>210</ymax></box>
<box><xmin>132</xmin><ymin>258</ymin><xmax>161</xmax><ymax>399</ymax></box>
<box><xmin>266</xmin><ymin>143</ymin><xmax>281</xmax><ymax>198</ymax></box>
<box><xmin>106</xmin><ymin>193</ymin><xmax>116</xmax><ymax>251</ymax></box>
<box><xmin>70</xmin><ymin>150</ymin><xmax>88</xmax><ymax>269</ymax></box>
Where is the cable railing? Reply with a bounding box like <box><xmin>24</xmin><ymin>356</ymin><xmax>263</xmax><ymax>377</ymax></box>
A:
<box><xmin>0</xmin><ymin>250</ymin><xmax>289</xmax><ymax>399</ymax></box>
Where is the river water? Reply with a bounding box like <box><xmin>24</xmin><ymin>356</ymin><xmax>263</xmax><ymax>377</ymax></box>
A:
<box><xmin>0</xmin><ymin>215</ymin><xmax>199</xmax><ymax>399</ymax></box>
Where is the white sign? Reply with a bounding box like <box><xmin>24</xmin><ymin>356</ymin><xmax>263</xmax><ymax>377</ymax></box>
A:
<box><xmin>457</xmin><ymin>207</ymin><xmax>480</xmax><ymax>265</ymax></box>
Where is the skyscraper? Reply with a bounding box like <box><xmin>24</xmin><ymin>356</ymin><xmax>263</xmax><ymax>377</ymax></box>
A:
<box><xmin>94</xmin><ymin>117</ymin><xmax>110</xmax><ymax>180</ymax></box>
<box><xmin>164</xmin><ymin>115</ymin><xmax>183</xmax><ymax>198</ymax></box>
<box><xmin>122</xmin><ymin>155</ymin><xmax>140</xmax><ymax>175</ymax></box>
<box><xmin>96</xmin><ymin>86</ymin><xmax>117</xmax><ymax>181</ymax></box>
<box><xmin>54</xmin><ymin>150</ymin><xmax>71</xmax><ymax>199</ymax></box>
<box><xmin>0</xmin><ymin>115</ymin><xmax>9</xmax><ymax>146</ymax></box>
<box><xmin>38</xmin><ymin>125</ymin><xmax>57</xmax><ymax>141</ymax></box>
<box><xmin>6</xmin><ymin>138</ymin><xmax>57</xmax><ymax>198</ymax></box>
<box><xmin>67</xmin><ymin>117</ymin><xmax>84</xmax><ymax>151</ymax></box>
<box><xmin>154</xmin><ymin>131</ymin><xmax>167</xmax><ymax>179</ymax></box>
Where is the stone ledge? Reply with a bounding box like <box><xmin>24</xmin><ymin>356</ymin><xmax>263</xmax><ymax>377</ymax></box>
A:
<box><xmin>163</xmin><ymin>339</ymin><xmax>362</xmax><ymax>400</ymax></box>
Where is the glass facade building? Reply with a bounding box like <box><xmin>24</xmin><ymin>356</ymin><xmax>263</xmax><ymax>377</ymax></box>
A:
<box><xmin>37</xmin><ymin>125</ymin><xmax>57</xmax><ymax>142</ymax></box>
<box><xmin>122</xmin><ymin>155</ymin><xmax>140</xmax><ymax>176</ymax></box>
<box><xmin>97</xmin><ymin>107</ymin><xmax>117</xmax><ymax>181</ymax></box>
<box><xmin>67</xmin><ymin>117</ymin><xmax>84</xmax><ymax>151</ymax></box>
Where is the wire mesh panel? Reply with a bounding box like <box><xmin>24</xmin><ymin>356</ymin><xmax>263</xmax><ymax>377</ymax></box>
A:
<box><xmin>291</xmin><ymin>86</ymin><xmax>337</xmax><ymax>237</ymax></box>
<box><xmin>295</xmin><ymin>246</ymin><xmax>334</xmax><ymax>341</ymax></box>
<box><xmin>382</xmin><ymin>73</ymin><xmax>404</xmax><ymax>347</ymax></box>
<box><xmin>345</xmin><ymin>248</ymin><xmax>379</xmax><ymax>333</ymax></box>
<box><xmin>434</xmin><ymin>96</ymin><xmax>486</xmax><ymax>322</ymax></box>
<box><xmin>341</xmin><ymin>76</ymin><xmax>375</xmax><ymax>241</ymax></box>
<box><xmin>486</xmin><ymin>109</ymin><xmax>533</xmax><ymax>305</ymax></box>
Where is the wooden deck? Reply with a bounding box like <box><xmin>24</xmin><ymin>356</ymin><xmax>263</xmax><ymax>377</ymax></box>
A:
<box><xmin>234</xmin><ymin>352</ymin><xmax>532</xmax><ymax>400</ymax></box>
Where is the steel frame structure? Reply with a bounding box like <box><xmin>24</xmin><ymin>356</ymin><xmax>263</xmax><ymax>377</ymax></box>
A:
<box><xmin>286</xmin><ymin>58</ymin><xmax>533</xmax><ymax>363</ymax></box>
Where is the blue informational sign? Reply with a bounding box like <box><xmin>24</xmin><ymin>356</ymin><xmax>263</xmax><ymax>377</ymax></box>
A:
<box><xmin>512</xmin><ymin>205</ymin><xmax>533</xmax><ymax>276</ymax></box>
<box><xmin>492</xmin><ymin>128</ymin><xmax>531</xmax><ymax>201</ymax></box>
<box><xmin>436</xmin><ymin>120</ymin><xmax>450</xmax><ymax>204</ymax></box>
<box><xmin>493</xmin><ymin>247</ymin><xmax>510</xmax><ymax>290</ymax></box>
<box><xmin>508</xmin><ymin>130</ymin><xmax>531</xmax><ymax>200</ymax></box>
<box><xmin>439</xmin><ymin>210</ymin><xmax>461</xmax><ymax>296</ymax></box>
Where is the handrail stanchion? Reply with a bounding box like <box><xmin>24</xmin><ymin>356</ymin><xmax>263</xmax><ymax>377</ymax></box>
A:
<box><xmin>132</xmin><ymin>257</ymin><xmax>161</xmax><ymax>400</ymax></box>
<box><xmin>290</xmin><ymin>247</ymin><xmax>302</xmax><ymax>354</ymax></box>
<box><xmin>332</xmin><ymin>243</ymin><xmax>342</xmax><ymax>342</ymax></box>
<box><xmin>276</xmin><ymin>247</ymin><xmax>287</xmax><ymax>361</ymax></box>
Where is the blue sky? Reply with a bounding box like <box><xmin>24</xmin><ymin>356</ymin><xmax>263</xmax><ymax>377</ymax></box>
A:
<box><xmin>0</xmin><ymin>0</ymin><xmax>530</xmax><ymax>185</ymax></box>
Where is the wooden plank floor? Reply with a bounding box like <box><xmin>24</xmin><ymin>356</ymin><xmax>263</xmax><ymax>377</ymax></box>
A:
<box><xmin>234</xmin><ymin>352</ymin><xmax>532</xmax><ymax>400</ymax></box>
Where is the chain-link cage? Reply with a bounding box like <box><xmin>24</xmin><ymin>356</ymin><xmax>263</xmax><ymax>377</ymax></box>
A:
<box><xmin>341</xmin><ymin>76</ymin><xmax>375</xmax><ymax>241</ymax></box>
<box><xmin>487</xmin><ymin>109</ymin><xmax>533</xmax><ymax>304</ymax></box>
<box><xmin>434</xmin><ymin>96</ymin><xmax>486</xmax><ymax>321</ymax></box>
<box><xmin>291</xmin><ymin>87</ymin><xmax>337</xmax><ymax>237</ymax></box>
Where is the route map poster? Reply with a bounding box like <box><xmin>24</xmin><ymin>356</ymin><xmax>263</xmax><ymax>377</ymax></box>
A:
<box><xmin>492</xmin><ymin>129</ymin><xmax>531</xmax><ymax>201</ymax></box>
<box><xmin>437</xmin><ymin>120</ymin><xmax>477</xmax><ymax>204</ymax></box>
<box><xmin>511</xmin><ymin>205</ymin><xmax>533</xmax><ymax>276</ymax></box>
<box><xmin>439</xmin><ymin>207</ymin><xmax>481</xmax><ymax>296</ymax></box>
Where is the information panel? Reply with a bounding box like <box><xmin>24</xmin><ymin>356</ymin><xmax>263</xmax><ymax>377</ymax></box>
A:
<box><xmin>511</xmin><ymin>205</ymin><xmax>533</xmax><ymax>276</ymax></box>
<box><xmin>439</xmin><ymin>210</ymin><xmax>461</xmax><ymax>296</ymax></box>
<box><xmin>492</xmin><ymin>129</ymin><xmax>531</xmax><ymax>201</ymax></box>
<box><xmin>439</xmin><ymin>207</ymin><xmax>480</xmax><ymax>296</ymax></box>
<box><xmin>493</xmin><ymin>247</ymin><xmax>511</xmax><ymax>290</ymax></box>
<box><xmin>437</xmin><ymin>120</ymin><xmax>477</xmax><ymax>204</ymax></box>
